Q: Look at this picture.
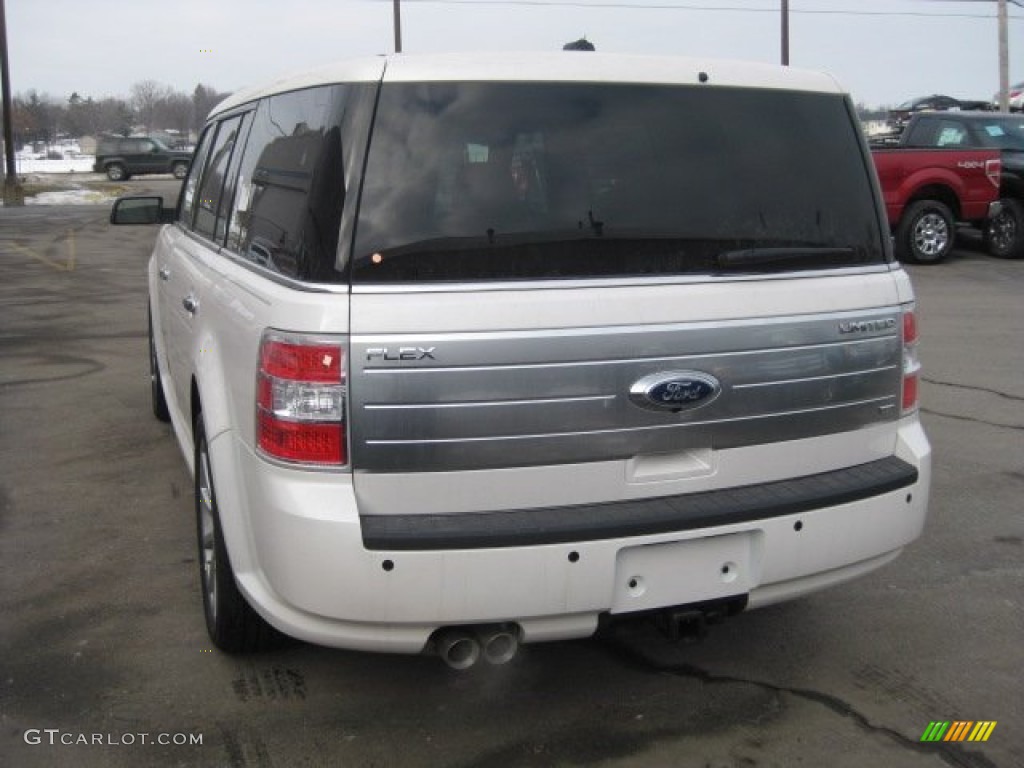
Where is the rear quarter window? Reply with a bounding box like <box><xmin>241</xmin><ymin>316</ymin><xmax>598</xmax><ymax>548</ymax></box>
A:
<box><xmin>225</xmin><ymin>85</ymin><xmax>350</xmax><ymax>282</ymax></box>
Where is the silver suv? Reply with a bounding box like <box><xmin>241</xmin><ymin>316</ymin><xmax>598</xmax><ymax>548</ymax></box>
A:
<box><xmin>112</xmin><ymin>53</ymin><xmax>931</xmax><ymax>668</ymax></box>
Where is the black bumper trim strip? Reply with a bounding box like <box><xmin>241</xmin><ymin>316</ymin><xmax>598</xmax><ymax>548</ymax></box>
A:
<box><xmin>360</xmin><ymin>456</ymin><xmax>918</xmax><ymax>551</ymax></box>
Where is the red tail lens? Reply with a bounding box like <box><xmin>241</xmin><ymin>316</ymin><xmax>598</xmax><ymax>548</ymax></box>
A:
<box><xmin>257</xmin><ymin>412</ymin><xmax>345</xmax><ymax>464</ymax></box>
<box><xmin>259</xmin><ymin>339</ymin><xmax>343</xmax><ymax>382</ymax></box>
<box><xmin>901</xmin><ymin>309</ymin><xmax>921</xmax><ymax>414</ymax></box>
<box><xmin>902</xmin><ymin>311</ymin><xmax>918</xmax><ymax>346</ymax></box>
<box><xmin>257</xmin><ymin>332</ymin><xmax>347</xmax><ymax>466</ymax></box>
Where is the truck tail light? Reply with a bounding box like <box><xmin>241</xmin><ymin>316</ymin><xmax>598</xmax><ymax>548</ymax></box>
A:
<box><xmin>901</xmin><ymin>308</ymin><xmax>921</xmax><ymax>415</ymax></box>
<box><xmin>985</xmin><ymin>158</ymin><xmax>1001</xmax><ymax>189</ymax></box>
<box><xmin>257</xmin><ymin>332</ymin><xmax>347</xmax><ymax>466</ymax></box>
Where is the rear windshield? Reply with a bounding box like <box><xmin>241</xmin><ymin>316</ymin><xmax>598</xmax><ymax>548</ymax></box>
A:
<box><xmin>351</xmin><ymin>82</ymin><xmax>886</xmax><ymax>283</ymax></box>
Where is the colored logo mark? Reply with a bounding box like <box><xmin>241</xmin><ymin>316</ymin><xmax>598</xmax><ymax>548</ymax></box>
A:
<box><xmin>920</xmin><ymin>721</ymin><xmax>997</xmax><ymax>743</ymax></box>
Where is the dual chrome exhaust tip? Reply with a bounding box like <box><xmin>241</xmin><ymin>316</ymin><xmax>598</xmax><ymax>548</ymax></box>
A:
<box><xmin>433</xmin><ymin>624</ymin><xmax>520</xmax><ymax>670</ymax></box>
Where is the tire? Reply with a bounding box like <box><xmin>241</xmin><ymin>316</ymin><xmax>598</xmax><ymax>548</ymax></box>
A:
<box><xmin>172</xmin><ymin>161</ymin><xmax>189</xmax><ymax>180</ymax></box>
<box><xmin>148</xmin><ymin>308</ymin><xmax>170</xmax><ymax>423</ymax></box>
<box><xmin>195</xmin><ymin>415</ymin><xmax>285</xmax><ymax>653</ymax></box>
<box><xmin>106</xmin><ymin>163</ymin><xmax>127</xmax><ymax>181</ymax></box>
<box><xmin>985</xmin><ymin>198</ymin><xmax>1024</xmax><ymax>259</ymax></box>
<box><xmin>895</xmin><ymin>200</ymin><xmax>955</xmax><ymax>264</ymax></box>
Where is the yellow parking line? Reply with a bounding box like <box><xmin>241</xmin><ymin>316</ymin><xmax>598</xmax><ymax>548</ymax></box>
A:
<box><xmin>3</xmin><ymin>233</ymin><xmax>76</xmax><ymax>272</ymax></box>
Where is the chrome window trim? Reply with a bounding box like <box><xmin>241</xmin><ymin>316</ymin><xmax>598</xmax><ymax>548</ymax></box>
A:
<box><xmin>173</xmin><ymin>233</ymin><xmax>351</xmax><ymax>293</ymax></box>
<box><xmin>170</xmin><ymin>239</ymin><xmax>895</xmax><ymax>294</ymax></box>
<box><xmin>349</xmin><ymin>264</ymin><xmax>898</xmax><ymax>294</ymax></box>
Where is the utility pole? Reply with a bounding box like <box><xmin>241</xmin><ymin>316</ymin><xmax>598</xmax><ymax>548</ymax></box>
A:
<box><xmin>998</xmin><ymin>0</ymin><xmax>1009</xmax><ymax>111</ymax></box>
<box><xmin>1</xmin><ymin>0</ymin><xmax>23</xmax><ymax>205</ymax></box>
<box><xmin>393</xmin><ymin>0</ymin><xmax>403</xmax><ymax>53</ymax></box>
<box><xmin>781</xmin><ymin>0</ymin><xmax>790</xmax><ymax>66</ymax></box>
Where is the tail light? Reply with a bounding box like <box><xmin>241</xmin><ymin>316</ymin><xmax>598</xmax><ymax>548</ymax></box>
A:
<box><xmin>901</xmin><ymin>307</ymin><xmax>920</xmax><ymax>415</ymax></box>
<box><xmin>985</xmin><ymin>158</ymin><xmax>1002</xmax><ymax>189</ymax></box>
<box><xmin>257</xmin><ymin>331</ymin><xmax>347</xmax><ymax>466</ymax></box>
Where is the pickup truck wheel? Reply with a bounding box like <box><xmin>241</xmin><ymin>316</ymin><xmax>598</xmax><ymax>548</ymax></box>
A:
<box><xmin>897</xmin><ymin>200</ymin><xmax>954</xmax><ymax>264</ymax></box>
<box><xmin>106</xmin><ymin>163</ymin><xmax>126</xmax><ymax>181</ymax></box>
<box><xmin>172</xmin><ymin>161</ymin><xmax>189</xmax><ymax>180</ymax></box>
<box><xmin>985</xmin><ymin>199</ymin><xmax>1024</xmax><ymax>259</ymax></box>
<box><xmin>195</xmin><ymin>415</ymin><xmax>285</xmax><ymax>653</ymax></box>
<box><xmin>148</xmin><ymin>308</ymin><xmax>170</xmax><ymax>423</ymax></box>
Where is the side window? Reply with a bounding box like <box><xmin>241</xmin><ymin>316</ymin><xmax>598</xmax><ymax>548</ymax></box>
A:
<box><xmin>903</xmin><ymin>119</ymin><xmax>936</xmax><ymax>147</ymax></box>
<box><xmin>194</xmin><ymin>115</ymin><xmax>244</xmax><ymax>241</ymax></box>
<box><xmin>214</xmin><ymin>112</ymin><xmax>253</xmax><ymax>244</ymax></box>
<box><xmin>178</xmin><ymin>126</ymin><xmax>216</xmax><ymax>227</ymax></box>
<box><xmin>227</xmin><ymin>85</ymin><xmax>348</xmax><ymax>281</ymax></box>
<box><xmin>935</xmin><ymin>121</ymin><xmax>966</xmax><ymax>147</ymax></box>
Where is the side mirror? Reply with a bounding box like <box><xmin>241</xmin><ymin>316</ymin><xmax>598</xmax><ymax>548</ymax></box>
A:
<box><xmin>110</xmin><ymin>196</ymin><xmax>175</xmax><ymax>225</ymax></box>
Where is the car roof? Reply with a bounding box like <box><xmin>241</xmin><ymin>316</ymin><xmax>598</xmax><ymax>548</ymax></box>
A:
<box><xmin>912</xmin><ymin>110</ymin><xmax>1023</xmax><ymax>120</ymax></box>
<box><xmin>210</xmin><ymin>52</ymin><xmax>844</xmax><ymax>118</ymax></box>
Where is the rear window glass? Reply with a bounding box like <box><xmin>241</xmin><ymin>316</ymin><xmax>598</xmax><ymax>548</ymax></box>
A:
<box><xmin>352</xmin><ymin>82</ymin><xmax>886</xmax><ymax>283</ymax></box>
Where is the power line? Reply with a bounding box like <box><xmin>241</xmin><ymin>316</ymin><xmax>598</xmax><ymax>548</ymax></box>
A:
<box><xmin>367</xmin><ymin>0</ymin><xmax>1022</xmax><ymax>18</ymax></box>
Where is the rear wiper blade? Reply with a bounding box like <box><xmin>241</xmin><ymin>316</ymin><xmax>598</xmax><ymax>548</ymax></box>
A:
<box><xmin>716</xmin><ymin>247</ymin><xmax>855</xmax><ymax>268</ymax></box>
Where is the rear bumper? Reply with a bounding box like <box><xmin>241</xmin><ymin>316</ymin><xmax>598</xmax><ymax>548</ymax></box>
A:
<box><xmin>211</xmin><ymin>420</ymin><xmax>931</xmax><ymax>654</ymax></box>
<box><xmin>361</xmin><ymin>456</ymin><xmax>917</xmax><ymax>550</ymax></box>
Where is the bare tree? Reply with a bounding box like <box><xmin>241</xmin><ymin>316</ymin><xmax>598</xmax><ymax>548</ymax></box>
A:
<box><xmin>130</xmin><ymin>79</ymin><xmax>171</xmax><ymax>133</ymax></box>
<box><xmin>95</xmin><ymin>97</ymin><xmax>134</xmax><ymax>137</ymax></box>
<box><xmin>155</xmin><ymin>92</ymin><xmax>193</xmax><ymax>138</ymax></box>
<box><xmin>64</xmin><ymin>92</ymin><xmax>99</xmax><ymax>137</ymax></box>
<box><xmin>4</xmin><ymin>81</ymin><xmax>229</xmax><ymax>142</ymax></box>
<box><xmin>192</xmin><ymin>83</ymin><xmax>230</xmax><ymax>135</ymax></box>
<box><xmin>13</xmin><ymin>90</ymin><xmax>60</xmax><ymax>145</ymax></box>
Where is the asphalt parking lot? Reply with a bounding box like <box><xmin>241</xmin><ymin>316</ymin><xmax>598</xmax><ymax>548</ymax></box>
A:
<box><xmin>1</xmin><ymin>189</ymin><xmax>1021</xmax><ymax>768</ymax></box>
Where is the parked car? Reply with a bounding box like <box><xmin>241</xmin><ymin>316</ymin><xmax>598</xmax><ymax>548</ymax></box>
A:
<box><xmin>870</xmin><ymin>146</ymin><xmax>1001</xmax><ymax>263</ymax></box>
<box><xmin>888</xmin><ymin>94</ymin><xmax>992</xmax><ymax>131</ymax></box>
<box><xmin>1009</xmin><ymin>81</ymin><xmax>1024</xmax><ymax>112</ymax></box>
<box><xmin>896</xmin><ymin>111</ymin><xmax>1024</xmax><ymax>258</ymax></box>
<box><xmin>93</xmin><ymin>136</ymin><xmax>192</xmax><ymax>181</ymax></box>
<box><xmin>110</xmin><ymin>53</ymin><xmax>931</xmax><ymax>667</ymax></box>
<box><xmin>992</xmin><ymin>81</ymin><xmax>1024</xmax><ymax>112</ymax></box>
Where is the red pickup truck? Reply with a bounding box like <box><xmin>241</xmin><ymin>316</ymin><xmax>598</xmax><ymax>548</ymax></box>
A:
<box><xmin>871</xmin><ymin>147</ymin><xmax>1001</xmax><ymax>263</ymax></box>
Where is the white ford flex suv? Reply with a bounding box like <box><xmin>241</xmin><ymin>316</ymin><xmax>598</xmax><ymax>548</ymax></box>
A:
<box><xmin>112</xmin><ymin>52</ymin><xmax>931</xmax><ymax>668</ymax></box>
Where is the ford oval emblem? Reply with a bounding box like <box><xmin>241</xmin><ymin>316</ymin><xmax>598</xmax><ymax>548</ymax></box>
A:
<box><xmin>629</xmin><ymin>371</ymin><xmax>722</xmax><ymax>412</ymax></box>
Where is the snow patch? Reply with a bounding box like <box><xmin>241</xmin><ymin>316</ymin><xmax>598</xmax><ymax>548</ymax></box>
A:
<box><xmin>25</xmin><ymin>189</ymin><xmax>118</xmax><ymax>206</ymax></box>
<box><xmin>14</xmin><ymin>156</ymin><xmax>98</xmax><ymax>174</ymax></box>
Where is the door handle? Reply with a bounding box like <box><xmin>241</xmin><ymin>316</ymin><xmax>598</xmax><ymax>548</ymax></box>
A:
<box><xmin>159</xmin><ymin>267</ymin><xmax>171</xmax><ymax>281</ymax></box>
<box><xmin>182</xmin><ymin>294</ymin><xmax>199</xmax><ymax>315</ymax></box>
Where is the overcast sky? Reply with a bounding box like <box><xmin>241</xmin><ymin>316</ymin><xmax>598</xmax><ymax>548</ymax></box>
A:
<box><xmin>6</xmin><ymin>0</ymin><xmax>1023</xmax><ymax>108</ymax></box>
